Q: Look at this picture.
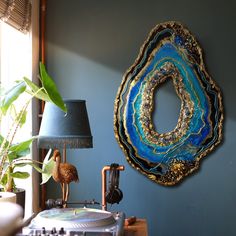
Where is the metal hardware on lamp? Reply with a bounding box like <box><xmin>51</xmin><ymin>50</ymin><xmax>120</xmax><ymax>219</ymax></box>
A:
<box><xmin>38</xmin><ymin>99</ymin><xmax>93</xmax><ymax>202</ymax></box>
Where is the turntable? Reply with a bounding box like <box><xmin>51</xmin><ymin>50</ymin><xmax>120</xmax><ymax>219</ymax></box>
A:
<box><xmin>21</xmin><ymin>207</ymin><xmax>125</xmax><ymax>236</ymax></box>
<box><xmin>19</xmin><ymin>164</ymin><xmax>126</xmax><ymax>236</ymax></box>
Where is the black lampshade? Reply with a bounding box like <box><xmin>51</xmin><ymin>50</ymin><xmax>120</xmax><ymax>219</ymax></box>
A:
<box><xmin>38</xmin><ymin>100</ymin><xmax>93</xmax><ymax>149</ymax></box>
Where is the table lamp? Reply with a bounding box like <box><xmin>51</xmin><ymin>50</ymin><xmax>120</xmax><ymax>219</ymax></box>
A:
<box><xmin>38</xmin><ymin>99</ymin><xmax>93</xmax><ymax>201</ymax></box>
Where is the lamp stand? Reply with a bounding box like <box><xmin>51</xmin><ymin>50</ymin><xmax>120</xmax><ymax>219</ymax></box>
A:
<box><xmin>54</xmin><ymin>146</ymin><xmax>78</xmax><ymax>208</ymax></box>
<box><xmin>63</xmin><ymin>143</ymin><xmax>67</xmax><ymax>163</ymax></box>
<box><xmin>62</xmin><ymin>145</ymin><xmax>68</xmax><ymax>207</ymax></box>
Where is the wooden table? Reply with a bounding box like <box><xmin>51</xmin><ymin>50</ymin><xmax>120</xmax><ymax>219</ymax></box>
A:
<box><xmin>124</xmin><ymin>219</ymin><xmax>148</xmax><ymax>236</ymax></box>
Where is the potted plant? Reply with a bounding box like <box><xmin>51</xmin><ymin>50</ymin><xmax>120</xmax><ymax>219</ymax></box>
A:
<box><xmin>0</xmin><ymin>63</ymin><xmax>66</xmax><ymax>204</ymax></box>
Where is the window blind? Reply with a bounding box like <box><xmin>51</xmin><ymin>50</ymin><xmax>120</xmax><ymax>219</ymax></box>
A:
<box><xmin>0</xmin><ymin>0</ymin><xmax>31</xmax><ymax>33</ymax></box>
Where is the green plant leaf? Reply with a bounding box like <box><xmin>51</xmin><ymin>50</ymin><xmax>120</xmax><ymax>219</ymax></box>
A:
<box><xmin>7</xmin><ymin>152</ymin><xmax>18</xmax><ymax>162</ymax></box>
<box><xmin>41</xmin><ymin>149</ymin><xmax>55</xmax><ymax>184</ymax></box>
<box><xmin>39</xmin><ymin>62</ymin><xmax>67</xmax><ymax>113</ymax></box>
<box><xmin>10</xmin><ymin>171</ymin><xmax>30</xmax><ymax>179</ymax></box>
<box><xmin>28</xmin><ymin>163</ymin><xmax>43</xmax><ymax>173</ymax></box>
<box><xmin>0</xmin><ymin>135</ymin><xmax>7</xmax><ymax>146</ymax></box>
<box><xmin>8</xmin><ymin>138</ymin><xmax>34</xmax><ymax>162</ymax></box>
<box><xmin>0</xmin><ymin>135</ymin><xmax>9</xmax><ymax>150</ymax></box>
<box><xmin>0</xmin><ymin>135</ymin><xmax>3</xmax><ymax>144</ymax></box>
<box><xmin>9</xmin><ymin>138</ymin><xmax>34</xmax><ymax>153</ymax></box>
<box><xmin>23</xmin><ymin>77</ymin><xmax>51</xmax><ymax>102</ymax></box>
<box><xmin>14</xmin><ymin>163</ymin><xmax>27</xmax><ymax>167</ymax></box>
<box><xmin>18</xmin><ymin>108</ymin><xmax>27</xmax><ymax>127</ymax></box>
<box><xmin>0</xmin><ymin>173</ymin><xmax>7</xmax><ymax>186</ymax></box>
<box><xmin>9</xmin><ymin>103</ymin><xmax>28</xmax><ymax>128</ymax></box>
<box><xmin>0</xmin><ymin>81</ymin><xmax>26</xmax><ymax>115</ymax></box>
<box><xmin>13</xmin><ymin>161</ymin><xmax>43</xmax><ymax>173</ymax></box>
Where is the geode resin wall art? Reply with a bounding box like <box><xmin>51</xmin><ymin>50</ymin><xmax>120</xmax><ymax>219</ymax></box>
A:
<box><xmin>114</xmin><ymin>21</ymin><xmax>223</xmax><ymax>185</ymax></box>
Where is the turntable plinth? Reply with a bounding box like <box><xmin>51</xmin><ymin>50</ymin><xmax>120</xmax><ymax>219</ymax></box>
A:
<box><xmin>124</xmin><ymin>219</ymin><xmax>148</xmax><ymax>236</ymax></box>
<box><xmin>21</xmin><ymin>208</ymin><xmax>125</xmax><ymax>236</ymax></box>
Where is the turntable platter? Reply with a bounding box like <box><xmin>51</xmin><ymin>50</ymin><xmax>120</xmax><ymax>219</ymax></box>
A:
<box><xmin>31</xmin><ymin>208</ymin><xmax>117</xmax><ymax>229</ymax></box>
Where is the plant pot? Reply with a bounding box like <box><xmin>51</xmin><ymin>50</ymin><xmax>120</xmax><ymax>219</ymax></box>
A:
<box><xmin>0</xmin><ymin>188</ymin><xmax>25</xmax><ymax>217</ymax></box>
<box><xmin>0</xmin><ymin>192</ymin><xmax>16</xmax><ymax>203</ymax></box>
<box><xmin>15</xmin><ymin>188</ymin><xmax>25</xmax><ymax>217</ymax></box>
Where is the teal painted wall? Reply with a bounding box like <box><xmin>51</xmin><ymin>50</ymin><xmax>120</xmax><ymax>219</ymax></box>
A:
<box><xmin>45</xmin><ymin>1</ymin><xmax>236</xmax><ymax>235</ymax></box>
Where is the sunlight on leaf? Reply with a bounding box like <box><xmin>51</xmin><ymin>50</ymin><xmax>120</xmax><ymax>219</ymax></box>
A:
<box><xmin>39</xmin><ymin>63</ymin><xmax>67</xmax><ymax>113</ymax></box>
<box><xmin>41</xmin><ymin>149</ymin><xmax>55</xmax><ymax>184</ymax></box>
<box><xmin>0</xmin><ymin>81</ymin><xmax>26</xmax><ymax>115</ymax></box>
<box><xmin>23</xmin><ymin>77</ymin><xmax>51</xmax><ymax>102</ymax></box>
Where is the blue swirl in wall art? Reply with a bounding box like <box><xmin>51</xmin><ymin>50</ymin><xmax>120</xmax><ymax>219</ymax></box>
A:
<box><xmin>114</xmin><ymin>21</ymin><xmax>224</xmax><ymax>185</ymax></box>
